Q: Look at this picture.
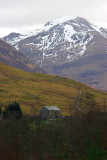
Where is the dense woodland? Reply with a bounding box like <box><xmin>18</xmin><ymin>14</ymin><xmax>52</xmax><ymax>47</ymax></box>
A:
<box><xmin>0</xmin><ymin>100</ymin><xmax>107</xmax><ymax>160</ymax></box>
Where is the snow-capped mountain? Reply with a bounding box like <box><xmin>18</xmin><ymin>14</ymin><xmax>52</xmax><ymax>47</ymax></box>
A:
<box><xmin>0</xmin><ymin>39</ymin><xmax>44</xmax><ymax>73</ymax></box>
<box><xmin>2</xmin><ymin>29</ymin><xmax>42</xmax><ymax>46</ymax></box>
<box><xmin>2</xmin><ymin>17</ymin><xmax>107</xmax><ymax>90</ymax></box>
<box><xmin>2</xmin><ymin>17</ymin><xmax>107</xmax><ymax>65</ymax></box>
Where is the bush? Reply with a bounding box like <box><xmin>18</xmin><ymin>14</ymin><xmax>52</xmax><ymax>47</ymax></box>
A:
<box><xmin>3</xmin><ymin>101</ymin><xmax>23</xmax><ymax>119</ymax></box>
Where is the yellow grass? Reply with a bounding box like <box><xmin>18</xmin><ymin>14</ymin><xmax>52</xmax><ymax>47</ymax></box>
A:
<box><xmin>0</xmin><ymin>62</ymin><xmax>107</xmax><ymax>115</ymax></box>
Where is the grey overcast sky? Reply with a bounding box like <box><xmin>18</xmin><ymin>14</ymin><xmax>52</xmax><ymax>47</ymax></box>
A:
<box><xmin>0</xmin><ymin>0</ymin><xmax>107</xmax><ymax>37</ymax></box>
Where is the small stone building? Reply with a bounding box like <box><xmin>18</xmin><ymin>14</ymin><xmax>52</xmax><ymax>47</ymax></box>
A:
<box><xmin>40</xmin><ymin>106</ymin><xmax>61</xmax><ymax>119</ymax></box>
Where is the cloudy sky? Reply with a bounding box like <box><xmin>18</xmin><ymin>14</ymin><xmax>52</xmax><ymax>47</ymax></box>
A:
<box><xmin>0</xmin><ymin>0</ymin><xmax>107</xmax><ymax>37</ymax></box>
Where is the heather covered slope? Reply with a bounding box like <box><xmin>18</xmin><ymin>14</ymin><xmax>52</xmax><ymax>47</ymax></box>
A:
<box><xmin>0</xmin><ymin>62</ymin><xmax>107</xmax><ymax>115</ymax></box>
<box><xmin>0</xmin><ymin>39</ymin><xmax>44</xmax><ymax>73</ymax></box>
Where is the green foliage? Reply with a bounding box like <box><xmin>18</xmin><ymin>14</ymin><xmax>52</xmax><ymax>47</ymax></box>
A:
<box><xmin>85</xmin><ymin>138</ymin><xmax>107</xmax><ymax>160</ymax></box>
<box><xmin>0</xmin><ymin>107</ymin><xmax>2</xmax><ymax>115</ymax></box>
<box><xmin>3</xmin><ymin>101</ymin><xmax>23</xmax><ymax>119</ymax></box>
<box><xmin>56</xmin><ymin>153</ymin><xmax>69</xmax><ymax>160</ymax></box>
<box><xmin>3</xmin><ymin>110</ymin><xmax>7</xmax><ymax>119</ymax></box>
<box><xmin>84</xmin><ymin>126</ymin><xmax>107</xmax><ymax>160</ymax></box>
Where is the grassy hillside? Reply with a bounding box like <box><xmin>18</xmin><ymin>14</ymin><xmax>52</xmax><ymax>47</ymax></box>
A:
<box><xmin>0</xmin><ymin>62</ymin><xmax>107</xmax><ymax>115</ymax></box>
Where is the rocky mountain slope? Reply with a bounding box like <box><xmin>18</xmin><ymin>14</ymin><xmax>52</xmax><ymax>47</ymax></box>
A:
<box><xmin>0</xmin><ymin>39</ymin><xmax>44</xmax><ymax>73</ymax></box>
<box><xmin>2</xmin><ymin>17</ymin><xmax>107</xmax><ymax>90</ymax></box>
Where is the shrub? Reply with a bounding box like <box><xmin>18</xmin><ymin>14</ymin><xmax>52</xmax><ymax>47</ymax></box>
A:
<box><xmin>3</xmin><ymin>101</ymin><xmax>23</xmax><ymax>119</ymax></box>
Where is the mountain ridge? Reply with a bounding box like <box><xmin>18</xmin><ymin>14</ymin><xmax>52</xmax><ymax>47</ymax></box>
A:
<box><xmin>2</xmin><ymin>17</ymin><xmax>107</xmax><ymax>90</ymax></box>
<box><xmin>0</xmin><ymin>39</ymin><xmax>44</xmax><ymax>73</ymax></box>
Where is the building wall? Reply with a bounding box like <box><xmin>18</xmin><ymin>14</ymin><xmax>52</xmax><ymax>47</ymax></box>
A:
<box><xmin>40</xmin><ymin>107</ymin><xmax>61</xmax><ymax>119</ymax></box>
<box><xmin>48</xmin><ymin>110</ymin><xmax>61</xmax><ymax>119</ymax></box>
<box><xmin>40</xmin><ymin>107</ymin><xmax>48</xmax><ymax>119</ymax></box>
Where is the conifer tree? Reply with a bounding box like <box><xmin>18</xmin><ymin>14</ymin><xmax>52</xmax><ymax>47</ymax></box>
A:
<box><xmin>3</xmin><ymin>101</ymin><xmax>23</xmax><ymax>119</ymax></box>
<box><xmin>0</xmin><ymin>107</ymin><xmax>2</xmax><ymax>115</ymax></box>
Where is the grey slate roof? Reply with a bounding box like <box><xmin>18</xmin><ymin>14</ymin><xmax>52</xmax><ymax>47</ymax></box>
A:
<box><xmin>44</xmin><ymin>106</ymin><xmax>61</xmax><ymax>111</ymax></box>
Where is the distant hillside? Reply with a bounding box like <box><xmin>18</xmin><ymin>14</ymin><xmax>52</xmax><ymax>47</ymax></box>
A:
<box><xmin>0</xmin><ymin>62</ymin><xmax>107</xmax><ymax>115</ymax></box>
<box><xmin>0</xmin><ymin>39</ymin><xmax>44</xmax><ymax>73</ymax></box>
<box><xmin>2</xmin><ymin>17</ymin><xmax>107</xmax><ymax>91</ymax></box>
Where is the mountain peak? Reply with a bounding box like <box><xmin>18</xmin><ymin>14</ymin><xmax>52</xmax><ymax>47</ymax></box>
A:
<box><xmin>75</xmin><ymin>17</ymin><xmax>88</xmax><ymax>21</ymax></box>
<box><xmin>44</xmin><ymin>16</ymin><xmax>77</xmax><ymax>27</ymax></box>
<box><xmin>7</xmin><ymin>32</ymin><xmax>22</xmax><ymax>37</ymax></box>
<box><xmin>1</xmin><ymin>17</ymin><xmax>107</xmax><ymax>91</ymax></box>
<box><xmin>43</xmin><ymin>16</ymin><xmax>103</xmax><ymax>33</ymax></box>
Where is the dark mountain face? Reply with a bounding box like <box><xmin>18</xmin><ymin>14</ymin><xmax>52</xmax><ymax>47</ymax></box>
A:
<box><xmin>2</xmin><ymin>32</ymin><xmax>25</xmax><ymax>45</ymax></box>
<box><xmin>2</xmin><ymin>17</ymin><xmax>107</xmax><ymax>90</ymax></box>
<box><xmin>51</xmin><ymin>53</ymin><xmax>107</xmax><ymax>91</ymax></box>
<box><xmin>0</xmin><ymin>40</ymin><xmax>44</xmax><ymax>73</ymax></box>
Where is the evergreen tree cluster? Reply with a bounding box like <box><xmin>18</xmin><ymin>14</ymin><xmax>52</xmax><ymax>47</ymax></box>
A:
<box><xmin>0</xmin><ymin>107</ymin><xmax>2</xmax><ymax>115</ymax></box>
<box><xmin>3</xmin><ymin>101</ymin><xmax>23</xmax><ymax>119</ymax></box>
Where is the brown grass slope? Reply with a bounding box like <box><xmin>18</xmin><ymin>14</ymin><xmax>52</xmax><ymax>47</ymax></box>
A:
<box><xmin>0</xmin><ymin>39</ymin><xmax>44</xmax><ymax>73</ymax></box>
<box><xmin>0</xmin><ymin>62</ymin><xmax>107</xmax><ymax>115</ymax></box>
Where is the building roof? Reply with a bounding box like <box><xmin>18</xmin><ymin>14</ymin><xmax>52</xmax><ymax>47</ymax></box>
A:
<box><xmin>44</xmin><ymin>106</ymin><xmax>61</xmax><ymax>111</ymax></box>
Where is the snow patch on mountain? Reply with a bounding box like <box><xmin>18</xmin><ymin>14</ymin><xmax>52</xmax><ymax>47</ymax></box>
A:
<box><xmin>64</xmin><ymin>24</ymin><xmax>76</xmax><ymax>42</ymax></box>
<box><xmin>2</xmin><ymin>16</ymin><xmax>107</xmax><ymax>68</ymax></box>
<box><xmin>5</xmin><ymin>35</ymin><xmax>28</xmax><ymax>45</ymax></box>
<box><xmin>3</xmin><ymin>16</ymin><xmax>107</xmax><ymax>47</ymax></box>
<box><xmin>15</xmin><ymin>44</ymin><xmax>19</xmax><ymax>50</ymax></box>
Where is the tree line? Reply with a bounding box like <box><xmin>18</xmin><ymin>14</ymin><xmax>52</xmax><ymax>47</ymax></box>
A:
<box><xmin>0</xmin><ymin>101</ymin><xmax>23</xmax><ymax>119</ymax></box>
